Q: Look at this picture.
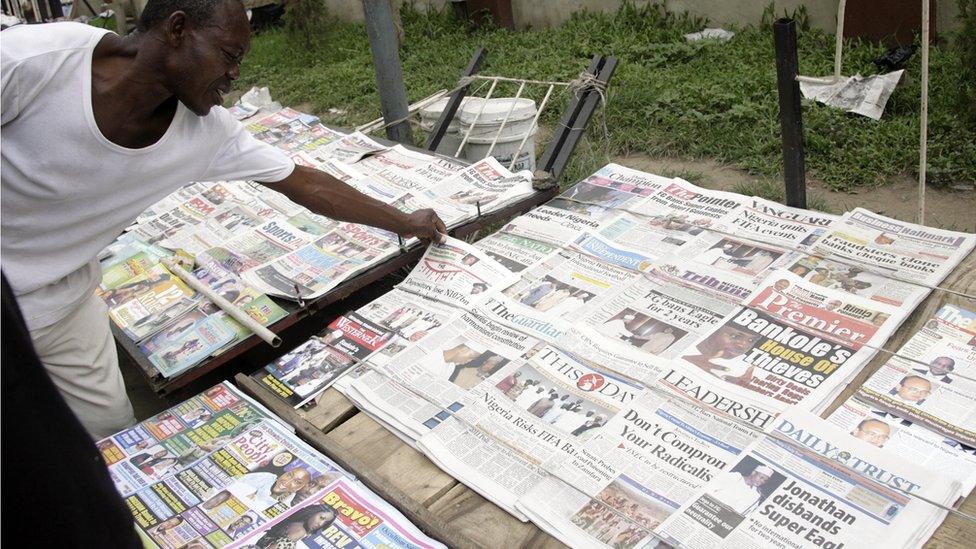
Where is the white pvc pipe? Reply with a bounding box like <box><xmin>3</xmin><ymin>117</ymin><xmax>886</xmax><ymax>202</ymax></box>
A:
<box><xmin>918</xmin><ymin>0</ymin><xmax>929</xmax><ymax>225</ymax></box>
<box><xmin>163</xmin><ymin>259</ymin><xmax>282</xmax><ymax>348</ymax></box>
<box><xmin>455</xmin><ymin>77</ymin><xmax>498</xmax><ymax>157</ymax></box>
<box><xmin>795</xmin><ymin>0</ymin><xmax>847</xmax><ymax>85</ymax></box>
<box><xmin>509</xmin><ymin>84</ymin><xmax>554</xmax><ymax>171</ymax></box>
<box><xmin>484</xmin><ymin>81</ymin><xmax>526</xmax><ymax>158</ymax></box>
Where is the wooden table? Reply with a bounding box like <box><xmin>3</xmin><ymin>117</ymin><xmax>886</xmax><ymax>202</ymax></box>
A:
<box><xmin>235</xmin><ymin>249</ymin><xmax>975</xmax><ymax>548</ymax></box>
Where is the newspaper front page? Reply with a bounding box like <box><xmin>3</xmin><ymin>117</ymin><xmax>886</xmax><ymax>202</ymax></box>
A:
<box><xmin>517</xmin><ymin>391</ymin><xmax>759</xmax><ymax>548</ymax></box>
<box><xmin>655</xmin><ymin>409</ymin><xmax>959</xmax><ymax>549</ymax></box>
<box><xmin>859</xmin><ymin>304</ymin><xmax>976</xmax><ymax>445</ymax></box>
<box><xmin>227</xmin><ymin>477</ymin><xmax>447</xmax><ymax>549</ymax></box>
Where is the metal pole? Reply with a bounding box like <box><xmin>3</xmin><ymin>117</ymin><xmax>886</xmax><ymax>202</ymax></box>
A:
<box><xmin>362</xmin><ymin>0</ymin><xmax>413</xmax><ymax>143</ymax></box>
<box><xmin>773</xmin><ymin>18</ymin><xmax>807</xmax><ymax>209</ymax></box>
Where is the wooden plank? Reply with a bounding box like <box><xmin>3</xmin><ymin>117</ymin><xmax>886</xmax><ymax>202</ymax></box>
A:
<box><xmin>234</xmin><ymin>373</ymin><xmax>476</xmax><ymax>549</ymax></box>
<box><xmin>302</xmin><ymin>388</ymin><xmax>359</xmax><ymax>432</ymax></box>
<box><xmin>428</xmin><ymin>484</ymin><xmax>567</xmax><ymax>549</ymax></box>
<box><xmin>325</xmin><ymin>413</ymin><xmax>458</xmax><ymax>507</ymax></box>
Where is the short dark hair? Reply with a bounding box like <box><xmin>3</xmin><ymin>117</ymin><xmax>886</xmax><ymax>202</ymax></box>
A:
<box><xmin>137</xmin><ymin>0</ymin><xmax>234</xmax><ymax>31</ymax></box>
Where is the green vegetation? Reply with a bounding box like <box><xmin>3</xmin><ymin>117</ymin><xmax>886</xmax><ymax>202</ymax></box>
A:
<box><xmin>238</xmin><ymin>2</ymin><xmax>975</xmax><ymax>192</ymax></box>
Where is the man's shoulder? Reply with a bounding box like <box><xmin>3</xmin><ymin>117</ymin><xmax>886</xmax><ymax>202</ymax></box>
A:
<box><xmin>3</xmin><ymin>22</ymin><xmax>111</xmax><ymax>62</ymax></box>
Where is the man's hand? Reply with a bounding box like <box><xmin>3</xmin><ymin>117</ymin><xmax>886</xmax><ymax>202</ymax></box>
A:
<box><xmin>399</xmin><ymin>209</ymin><xmax>447</xmax><ymax>244</ymax></box>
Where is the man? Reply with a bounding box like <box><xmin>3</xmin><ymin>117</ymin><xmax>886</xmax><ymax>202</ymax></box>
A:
<box><xmin>226</xmin><ymin>466</ymin><xmax>312</xmax><ymax>510</ymax></box>
<box><xmin>697</xmin><ymin>242</ymin><xmax>737</xmax><ymax>267</ymax></box>
<box><xmin>709</xmin><ymin>464</ymin><xmax>774</xmax><ymax>515</ymax></box>
<box><xmin>850</xmin><ymin>418</ymin><xmax>892</xmax><ymax>448</ymax></box>
<box><xmin>1</xmin><ymin>0</ymin><xmax>445</xmax><ymax>439</ymax></box>
<box><xmin>889</xmin><ymin>375</ymin><xmax>932</xmax><ymax>406</ymax></box>
<box><xmin>642</xmin><ymin>326</ymin><xmax>677</xmax><ymax>355</ymax></box>
<box><xmin>682</xmin><ymin>323</ymin><xmax>761</xmax><ymax>382</ymax></box>
<box><xmin>601</xmin><ymin>313</ymin><xmax>637</xmax><ymax>341</ymax></box>
<box><xmin>915</xmin><ymin>356</ymin><xmax>955</xmax><ymax>384</ymax></box>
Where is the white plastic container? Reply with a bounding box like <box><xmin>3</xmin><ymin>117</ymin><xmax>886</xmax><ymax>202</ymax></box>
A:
<box><xmin>419</xmin><ymin>96</ymin><xmax>476</xmax><ymax>156</ymax></box>
<box><xmin>457</xmin><ymin>97</ymin><xmax>538</xmax><ymax>172</ymax></box>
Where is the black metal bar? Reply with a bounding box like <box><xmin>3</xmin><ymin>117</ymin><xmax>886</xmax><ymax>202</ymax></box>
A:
<box><xmin>425</xmin><ymin>47</ymin><xmax>486</xmax><ymax>152</ymax></box>
<box><xmin>546</xmin><ymin>56</ymin><xmax>618</xmax><ymax>183</ymax></box>
<box><xmin>362</xmin><ymin>0</ymin><xmax>413</xmax><ymax>143</ymax></box>
<box><xmin>537</xmin><ymin>55</ymin><xmax>603</xmax><ymax>177</ymax></box>
<box><xmin>774</xmin><ymin>18</ymin><xmax>807</xmax><ymax>209</ymax></box>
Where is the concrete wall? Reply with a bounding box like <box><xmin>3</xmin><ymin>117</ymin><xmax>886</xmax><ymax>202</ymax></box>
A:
<box><xmin>323</xmin><ymin>0</ymin><xmax>962</xmax><ymax>34</ymax></box>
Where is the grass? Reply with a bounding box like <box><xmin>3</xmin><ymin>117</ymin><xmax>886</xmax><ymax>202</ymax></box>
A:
<box><xmin>237</xmin><ymin>3</ymin><xmax>975</xmax><ymax>193</ymax></box>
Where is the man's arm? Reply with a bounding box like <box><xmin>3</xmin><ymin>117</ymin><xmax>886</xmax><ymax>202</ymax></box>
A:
<box><xmin>263</xmin><ymin>165</ymin><xmax>446</xmax><ymax>243</ymax></box>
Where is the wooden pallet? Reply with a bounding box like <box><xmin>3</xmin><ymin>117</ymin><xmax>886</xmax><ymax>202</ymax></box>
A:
<box><xmin>236</xmin><ymin>249</ymin><xmax>976</xmax><ymax>548</ymax></box>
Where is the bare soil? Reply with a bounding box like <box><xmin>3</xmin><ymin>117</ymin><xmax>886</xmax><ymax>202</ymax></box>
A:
<box><xmin>616</xmin><ymin>154</ymin><xmax>976</xmax><ymax>232</ymax></box>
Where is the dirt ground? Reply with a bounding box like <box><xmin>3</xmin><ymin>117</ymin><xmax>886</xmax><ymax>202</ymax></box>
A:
<box><xmin>617</xmin><ymin>154</ymin><xmax>976</xmax><ymax>232</ymax></box>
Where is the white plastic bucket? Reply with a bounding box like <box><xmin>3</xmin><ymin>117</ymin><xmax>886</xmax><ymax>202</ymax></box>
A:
<box><xmin>457</xmin><ymin>97</ymin><xmax>537</xmax><ymax>171</ymax></box>
<box><xmin>419</xmin><ymin>96</ymin><xmax>476</xmax><ymax>157</ymax></box>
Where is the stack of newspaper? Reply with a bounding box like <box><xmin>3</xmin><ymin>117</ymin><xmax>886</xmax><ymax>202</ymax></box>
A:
<box><xmin>99</xmin><ymin>105</ymin><xmax>542</xmax><ymax>375</ymax></box>
<box><xmin>97</xmin><ymin>381</ymin><xmax>446</xmax><ymax>549</ymax></box>
<box><xmin>248</xmin><ymin>163</ymin><xmax>974</xmax><ymax>548</ymax></box>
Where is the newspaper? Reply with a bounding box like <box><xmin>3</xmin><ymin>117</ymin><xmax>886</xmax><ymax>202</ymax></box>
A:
<box><xmin>242</xmin><ymin>222</ymin><xmax>399</xmax><ymax>299</ymax></box>
<box><xmin>251</xmin><ymin>337</ymin><xmax>357</xmax><ymax>408</ymax></box>
<box><xmin>784</xmin><ymin>252</ymin><xmax>929</xmax><ymax>308</ymax></box>
<box><xmin>827</xmin><ymin>397</ymin><xmax>976</xmax><ymax>497</ymax></box>
<box><xmin>107</xmin><ymin>265</ymin><xmax>200</xmax><ymax>341</ymax></box>
<box><xmin>423</xmin><ymin>157</ymin><xmax>534</xmax><ymax>222</ymax></box>
<box><xmin>348</xmin><ymin>288</ymin><xmax>462</xmax><ymax>368</ymax></box>
<box><xmin>576</xmin><ymin>271</ymin><xmax>737</xmax><ymax>361</ymax></box>
<box><xmin>352</xmin><ymin>144</ymin><xmax>434</xmax><ymax>178</ymax></box>
<box><xmin>725</xmin><ymin>197</ymin><xmax>838</xmax><ymax>251</ymax></box>
<box><xmin>517</xmin><ymin>391</ymin><xmax>760</xmax><ymax>548</ymax></box>
<box><xmin>548</xmin><ymin>163</ymin><xmax>670</xmax><ymax>222</ymax></box>
<box><xmin>227</xmin><ymin>477</ymin><xmax>446</xmax><ymax>549</ymax></box>
<box><xmin>148</xmin><ymin>315</ymin><xmax>237</xmax><ymax>378</ymax></box>
<box><xmin>483</xmin><ymin>244</ymin><xmax>637</xmax><ymax>341</ymax></box>
<box><xmin>223</xmin><ymin>217</ymin><xmax>313</xmax><ymax>266</ymax></box>
<box><xmin>474</xmin><ymin>231</ymin><xmax>561</xmax><ymax>273</ymax></box>
<box><xmin>811</xmin><ymin>208</ymin><xmax>976</xmax><ymax>289</ymax></box>
<box><xmin>397</xmin><ymin>236</ymin><xmax>518</xmax><ymax>310</ymax></box>
<box><xmin>858</xmin><ymin>304</ymin><xmax>976</xmax><ymax>445</ymax></box>
<box><xmin>666</xmin><ymin>268</ymin><xmax>900</xmax><ymax>420</ymax></box>
<box><xmin>655</xmin><ymin>409</ymin><xmax>959</xmax><ymax>549</ymax></box>
<box><xmin>343</xmin><ymin>311</ymin><xmax>542</xmax><ymax>440</ymax></box>
<box><xmin>800</xmin><ymin>70</ymin><xmax>903</xmax><ymax>120</ymax></box>
<box><xmin>316</xmin><ymin>131</ymin><xmax>387</xmax><ymax>163</ymax></box>
<box><xmin>124</xmin><ymin>419</ymin><xmax>349</xmax><ymax>549</ymax></box>
<box><xmin>416</xmin><ymin>345</ymin><xmax>646</xmax><ymax>518</ymax></box>
<box><xmin>99</xmin><ymin>382</ymin><xmax>285</xmax><ymax>497</ymax></box>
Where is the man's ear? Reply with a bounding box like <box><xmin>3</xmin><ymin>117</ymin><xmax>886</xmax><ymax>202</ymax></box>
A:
<box><xmin>164</xmin><ymin>10</ymin><xmax>189</xmax><ymax>47</ymax></box>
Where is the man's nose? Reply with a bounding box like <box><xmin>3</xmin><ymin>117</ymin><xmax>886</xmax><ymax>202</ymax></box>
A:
<box><xmin>227</xmin><ymin>63</ymin><xmax>240</xmax><ymax>80</ymax></box>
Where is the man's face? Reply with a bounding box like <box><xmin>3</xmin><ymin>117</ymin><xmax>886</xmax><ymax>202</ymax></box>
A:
<box><xmin>744</xmin><ymin>471</ymin><xmax>770</xmax><ymax>488</ymax></box>
<box><xmin>272</xmin><ymin>468</ymin><xmax>310</xmax><ymax>495</ymax></box>
<box><xmin>703</xmin><ymin>325</ymin><xmax>758</xmax><ymax>358</ymax></box>
<box><xmin>930</xmin><ymin>357</ymin><xmax>954</xmax><ymax>376</ymax></box>
<box><xmin>852</xmin><ymin>420</ymin><xmax>891</xmax><ymax>447</ymax></box>
<box><xmin>167</xmin><ymin>2</ymin><xmax>251</xmax><ymax>116</ymax></box>
<box><xmin>897</xmin><ymin>378</ymin><xmax>931</xmax><ymax>402</ymax></box>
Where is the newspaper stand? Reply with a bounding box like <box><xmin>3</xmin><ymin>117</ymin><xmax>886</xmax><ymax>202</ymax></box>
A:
<box><xmin>230</xmin><ymin>240</ymin><xmax>976</xmax><ymax>548</ymax></box>
<box><xmin>115</xmin><ymin>52</ymin><xmax>617</xmax><ymax>396</ymax></box>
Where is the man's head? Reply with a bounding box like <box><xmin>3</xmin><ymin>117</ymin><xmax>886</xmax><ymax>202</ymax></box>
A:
<box><xmin>271</xmin><ymin>468</ymin><xmax>311</xmax><ymax>496</ymax></box>
<box><xmin>744</xmin><ymin>465</ymin><xmax>773</xmax><ymax>488</ymax></box>
<box><xmin>929</xmin><ymin>356</ymin><xmax>956</xmax><ymax>376</ymax></box>
<box><xmin>698</xmin><ymin>324</ymin><xmax>759</xmax><ymax>359</ymax></box>
<box><xmin>897</xmin><ymin>376</ymin><xmax>932</xmax><ymax>403</ymax></box>
<box><xmin>851</xmin><ymin>419</ymin><xmax>891</xmax><ymax>448</ymax></box>
<box><xmin>138</xmin><ymin>0</ymin><xmax>251</xmax><ymax>116</ymax></box>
